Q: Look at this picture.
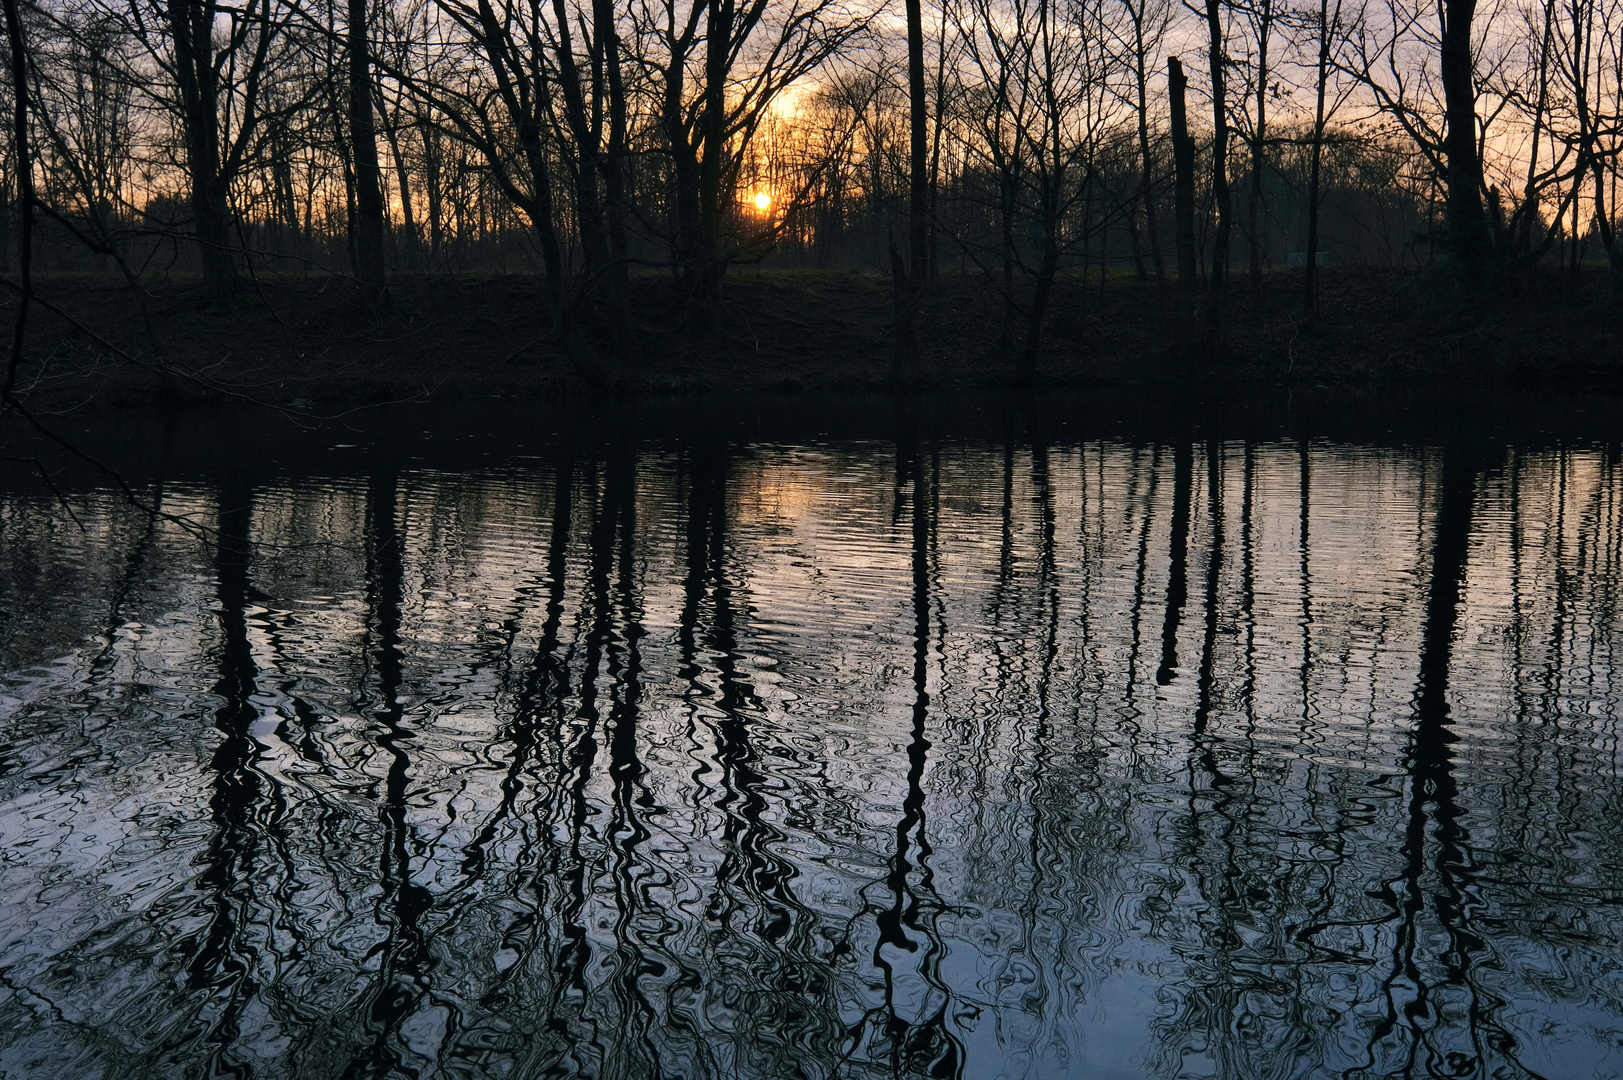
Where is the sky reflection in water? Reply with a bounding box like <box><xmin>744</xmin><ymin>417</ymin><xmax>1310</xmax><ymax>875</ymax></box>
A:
<box><xmin>1</xmin><ymin>398</ymin><xmax>1621</xmax><ymax>1079</ymax></box>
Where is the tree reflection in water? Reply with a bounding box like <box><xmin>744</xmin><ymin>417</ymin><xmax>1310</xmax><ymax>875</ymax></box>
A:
<box><xmin>1</xmin><ymin>420</ymin><xmax>1622</xmax><ymax>1079</ymax></box>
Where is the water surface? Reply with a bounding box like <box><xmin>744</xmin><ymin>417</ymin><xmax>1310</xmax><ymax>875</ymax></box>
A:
<box><xmin>2</xmin><ymin>392</ymin><xmax>1622</xmax><ymax>1079</ymax></box>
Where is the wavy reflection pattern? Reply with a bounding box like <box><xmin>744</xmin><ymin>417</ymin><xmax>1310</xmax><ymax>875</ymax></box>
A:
<box><xmin>1</xmin><ymin>433</ymin><xmax>1622</xmax><ymax>1079</ymax></box>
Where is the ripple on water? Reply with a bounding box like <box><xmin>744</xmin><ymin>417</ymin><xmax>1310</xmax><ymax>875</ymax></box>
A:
<box><xmin>1</xmin><ymin>437</ymin><xmax>1622</xmax><ymax>1078</ymax></box>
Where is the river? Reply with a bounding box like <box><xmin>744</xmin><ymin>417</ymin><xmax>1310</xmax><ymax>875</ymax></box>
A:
<box><xmin>1</xmin><ymin>390</ymin><xmax>1620</xmax><ymax>1078</ymax></box>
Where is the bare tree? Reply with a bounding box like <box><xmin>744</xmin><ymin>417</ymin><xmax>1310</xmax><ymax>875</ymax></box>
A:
<box><xmin>545</xmin><ymin>0</ymin><xmax>634</xmax><ymax>357</ymax></box>
<box><xmin>1301</xmin><ymin>0</ymin><xmax>1349</xmax><ymax>316</ymax></box>
<box><xmin>349</xmin><ymin>0</ymin><xmax>386</xmax><ymax>293</ymax></box>
<box><xmin>951</xmin><ymin>0</ymin><xmax>1120</xmax><ymax>379</ymax></box>
<box><xmin>1197</xmin><ymin>0</ymin><xmax>1234</xmax><ymax>335</ymax></box>
<box><xmin>397</xmin><ymin>0</ymin><xmax>600</xmax><ymax>379</ymax></box>
<box><xmin>1</xmin><ymin>0</ymin><xmax>33</xmax><ymax>412</ymax></box>
<box><xmin>29</xmin><ymin>7</ymin><xmax>143</xmax><ymax>279</ymax></box>
<box><xmin>1438</xmin><ymin>0</ymin><xmax>1488</xmax><ymax>272</ymax></box>
<box><xmin>1104</xmin><ymin>0</ymin><xmax>1173</xmax><ymax>282</ymax></box>
<box><xmin>100</xmin><ymin>0</ymin><xmax>308</xmax><ymax>296</ymax></box>
<box><xmin>637</xmin><ymin>0</ymin><xmax>867</xmax><ymax>314</ymax></box>
<box><xmin>1169</xmin><ymin>56</ymin><xmax>1198</xmax><ymax>310</ymax></box>
<box><xmin>1234</xmin><ymin>0</ymin><xmax>1279</xmax><ymax>289</ymax></box>
<box><xmin>1344</xmin><ymin>0</ymin><xmax>1512</xmax><ymax>278</ymax></box>
<box><xmin>890</xmin><ymin>0</ymin><xmax>928</xmax><ymax>382</ymax></box>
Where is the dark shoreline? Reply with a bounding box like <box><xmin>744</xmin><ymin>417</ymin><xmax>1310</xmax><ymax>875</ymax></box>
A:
<box><xmin>5</xmin><ymin>265</ymin><xmax>1621</xmax><ymax>412</ymax></box>
<box><xmin>8</xmin><ymin>383</ymin><xmax>1623</xmax><ymax>498</ymax></box>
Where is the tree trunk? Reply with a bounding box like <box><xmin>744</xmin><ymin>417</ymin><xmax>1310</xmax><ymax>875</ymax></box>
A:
<box><xmin>1017</xmin><ymin>0</ymin><xmax>1064</xmax><ymax>383</ymax></box>
<box><xmin>598</xmin><ymin>0</ymin><xmax>634</xmax><ymax>352</ymax></box>
<box><xmin>598</xmin><ymin>0</ymin><xmax>631</xmax><ymax>299</ymax></box>
<box><xmin>379</xmin><ymin>94</ymin><xmax>418</xmax><ymax>271</ymax></box>
<box><xmin>1594</xmin><ymin>159</ymin><xmax>1622</xmax><ymax>302</ymax></box>
<box><xmin>2</xmin><ymin>0</ymin><xmax>32</xmax><ymax>403</ymax></box>
<box><xmin>890</xmin><ymin>0</ymin><xmax>928</xmax><ymax>384</ymax></box>
<box><xmin>1304</xmin><ymin>0</ymin><xmax>1332</xmax><ymax>319</ymax></box>
<box><xmin>1126</xmin><ymin>212</ymin><xmax>1147</xmax><ymax>281</ymax></box>
<box><xmin>927</xmin><ymin>1</ymin><xmax>948</xmax><ymax>281</ymax></box>
<box><xmin>1169</xmin><ymin>58</ymin><xmax>1198</xmax><ymax>294</ymax></box>
<box><xmin>349</xmin><ymin>0</ymin><xmax>386</xmax><ymax>295</ymax></box>
<box><xmin>192</xmin><ymin>172</ymin><xmax>236</xmax><ymax>298</ymax></box>
<box><xmin>1132</xmin><ymin>23</ymin><xmax>1164</xmax><ymax>285</ymax></box>
<box><xmin>0</xmin><ymin>160</ymin><xmax>13</xmax><ymax>277</ymax></box>
<box><xmin>889</xmin><ymin>237</ymin><xmax>917</xmax><ymax>383</ymax></box>
<box><xmin>1515</xmin><ymin>0</ymin><xmax>1554</xmax><ymax>257</ymax></box>
<box><xmin>668</xmin><ymin>97</ymin><xmax>705</xmax><ymax>302</ymax></box>
<box><xmin>1204</xmin><ymin>0</ymin><xmax>1232</xmax><ymax>343</ymax></box>
<box><xmin>1439</xmin><ymin>0</ymin><xmax>1488</xmax><ymax>277</ymax></box>
<box><xmin>1170</xmin><ymin>57</ymin><xmax>1198</xmax><ymax>355</ymax></box>
<box><xmin>692</xmin><ymin>0</ymin><xmax>733</xmax><ymax>312</ymax></box>
<box><xmin>1247</xmin><ymin>0</ymin><xmax>1272</xmax><ymax>291</ymax></box>
<box><xmin>424</xmin><ymin>124</ymin><xmax>443</xmax><ymax>264</ymax></box>
<box><xmin>906</xmin><ymin>0</ymin><xmax>928</xmax><ymax>286</ymax></box>
<box><xmin>999</xmin><ymin>163</ymin><xmax>1018</xmax><ymax>353</ymax></box>
<box><xmin>169</xmin><ymin>0</ymin><xmax>237</xmax><ymax>298</ymax></box>
<box><xmin>659</xmin><ymin>29</ymin><xmax>710</xmax><ymax>312</ymax></box>
<box><xmin>1020</xmin><ymin>240</ymin><xmax>1057</xmax><ymax>382</ymax></box>
<box><xmin>551</xmin><ymin>0</ymin><xmax>631</xmax><ymax>360</ymax></box>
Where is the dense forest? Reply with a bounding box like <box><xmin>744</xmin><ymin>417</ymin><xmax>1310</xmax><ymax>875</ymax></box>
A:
<box><xmin>0</xmin><ymin>0</ymin><xmax>1619</xmax><ymax>392</ymax></box>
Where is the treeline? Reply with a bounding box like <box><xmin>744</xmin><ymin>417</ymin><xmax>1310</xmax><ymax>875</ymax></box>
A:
<box><xmin>0</xmin><ymin>0</ymin><xmax>1620</xmax><ymax>381</ymax></box>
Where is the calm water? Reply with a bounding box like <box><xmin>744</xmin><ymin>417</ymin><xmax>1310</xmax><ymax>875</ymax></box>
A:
<box><xmin>2</xmin><ymin>393</ymin><xmax>1622</xmax><ymax>1079</ymax></box>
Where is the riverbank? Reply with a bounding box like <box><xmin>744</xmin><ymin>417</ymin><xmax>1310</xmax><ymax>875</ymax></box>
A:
<box><xmin>5</xmin><ymin>265</ymin><xmax>1620</xmax><ymax>410</ymax></box>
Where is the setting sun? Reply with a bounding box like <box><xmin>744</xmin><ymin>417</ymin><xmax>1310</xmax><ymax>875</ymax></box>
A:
<box><xmin>753</xmin><ymin>191</ymin><xmax>771</xmax><ymax>211</ymax></box>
